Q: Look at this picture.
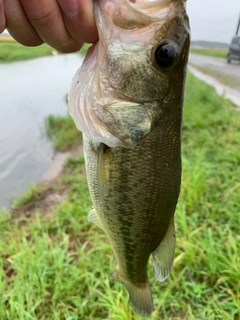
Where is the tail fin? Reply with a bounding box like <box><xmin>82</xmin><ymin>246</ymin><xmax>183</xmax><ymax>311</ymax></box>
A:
<box><xmin>112</xmin><ymin>268</ymin><xmax>153</xmax><ymax>318</ymax></box>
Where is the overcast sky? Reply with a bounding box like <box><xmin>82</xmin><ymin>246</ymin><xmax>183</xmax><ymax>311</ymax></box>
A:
<box><xmin>187</xmin><ymin>0</ymin><xmax>240</xmax><ymax>44</ymax></box>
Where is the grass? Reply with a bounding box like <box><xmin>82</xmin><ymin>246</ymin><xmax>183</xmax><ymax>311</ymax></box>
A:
<box><xmin>190</xmin><ymin>48</ymin><xmax>228</xmax><ymax>59</ymax></box>
<box><xmin>0</xmin><ymin>72</ymin><xmax>240</xmax><ymax>319</ymax></box>
<box><xmin>0</xmin><ymin>42</ymin><xmax>58</xmax><ymax>62</ymax></box>
<box><xmin>0</xmin><ymin>42</ymin><xmax>90</xmax><ymax>62</ymax></box>
<box><xmin>11</xmin><ymin>184</ymin><xmax>49</xmax><ymax>210</ymax></box>
<box><xmin>45</xmin><ymin>114</ymin><xmax>82</xmax><ymax>152</ymax></box>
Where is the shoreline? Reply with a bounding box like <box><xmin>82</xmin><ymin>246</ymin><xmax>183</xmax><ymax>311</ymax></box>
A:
<box><xmin>39</xmin><ymin>145</ymin><xmax>83</xmax><ymax>183</ymax></box>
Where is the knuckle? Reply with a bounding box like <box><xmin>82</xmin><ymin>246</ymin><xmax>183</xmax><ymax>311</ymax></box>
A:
<box><xmin>29</xmin><ymin>9</ymin><xmax>58</xmax><ymax>28</ymax></box>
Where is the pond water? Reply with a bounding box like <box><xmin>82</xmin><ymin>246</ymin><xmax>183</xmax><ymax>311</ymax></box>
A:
<box><xmin>0</xmin><ymin>54</ymin><xmax>83</xmax><ymax>209</ymax></box>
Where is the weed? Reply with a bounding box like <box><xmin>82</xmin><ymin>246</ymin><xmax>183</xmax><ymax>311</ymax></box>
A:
<box><xmin>45</xmin><ymin>114</ymin><xmax>82</xmax><ymax>152</ymax></box>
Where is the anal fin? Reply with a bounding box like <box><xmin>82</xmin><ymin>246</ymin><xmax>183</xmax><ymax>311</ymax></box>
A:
<box><xmin>88</xmin><ymin>209</ymin><xmax>104</xmax><ymax>231</ymax></box>
<box><xmin>152</xmin><ymin>217</ymin><xmax>176</xmax><ymax>282</ymax></box>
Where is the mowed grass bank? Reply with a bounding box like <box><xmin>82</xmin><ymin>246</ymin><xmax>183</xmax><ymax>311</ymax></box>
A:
<box><xmin>0</xmin><ymin>41</ymin><xmax>90</xmax><ymax>62</ymax></box>
<box><xmin>0</xmin><ymin>72</ymin><xmax>240</xmax><ymax>319</ymax></box>
<box><xmin>0</xmin><ymin>42</ymin><xmax>58</xmax><ymax>62</ymax></box>
<box><xmin>190</xmin><ymin>48</ymin><xmax>228</xmax><ymax>59</ymax></box>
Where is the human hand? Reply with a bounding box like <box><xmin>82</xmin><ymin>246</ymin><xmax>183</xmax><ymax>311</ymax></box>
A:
<box><xmin>0</xmin><ymin>0</ymin><xmax>98</xmax><ymax>53</ymax></box>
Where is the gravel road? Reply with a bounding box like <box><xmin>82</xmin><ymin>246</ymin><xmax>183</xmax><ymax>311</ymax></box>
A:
<box><xmin>188</xmin><ymin>53</ymin><xmax>240</xmax><ymax>108</ymax></box>
<box><xmin>189</xmin><ymin>53</ymin><xmax>240</xmax><ymax>88</ymax></box>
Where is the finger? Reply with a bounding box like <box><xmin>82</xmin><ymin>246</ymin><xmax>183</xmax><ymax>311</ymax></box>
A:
<box><xmin>3</xmin><ymin>0</ymin><xmax>43</xmax><ymax>46</ymax></box>
<box><xmin>20</xmin><ymin>0</ymin><xmax>83</xmax><ymax>53</ymax></box>
<box><xmin>57</xmin><ymin>0</ymin><xmax>98</xmax><ymax>43</ymax></box>
<box><xmin>0</xmin><ymin>0</ymin><xmax>6</xmax><ymax>33</ymax></box>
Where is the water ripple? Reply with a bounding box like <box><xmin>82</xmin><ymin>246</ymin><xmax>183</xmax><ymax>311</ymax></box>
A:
<box><xmin>0</xmin><ymin>54</ymin><xmax>83</xmax><ymax>209</ymax></box>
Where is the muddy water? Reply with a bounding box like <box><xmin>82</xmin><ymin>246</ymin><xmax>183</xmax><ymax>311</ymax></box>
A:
<box><xmin>0</xmin><ymin>54</ymin><xmax>83</xmax><ymax>209</ymax></box>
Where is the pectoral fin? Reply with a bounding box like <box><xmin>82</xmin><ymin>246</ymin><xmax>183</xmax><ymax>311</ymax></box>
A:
<box><xmin>97</xmin><ymin>143</ymin><xmax>108</xmax><ymax>201</ymax></box>
<box><xmin>151</xmin><ymin>217</ymin><xmax>176</xmax><ymax>282</ymax></box>
<box><xmin>88</xmin><ymin>209</ymin><xmax>104</xmax><ymax>231</ymax></box>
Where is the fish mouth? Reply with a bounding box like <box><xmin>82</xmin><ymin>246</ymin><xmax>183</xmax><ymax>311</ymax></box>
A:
<box><xmin>109</xmin><ymin>0</ymin><xmax>187</xmax><ymax>32</ymax></box>
<box><xmin>128</xmin><ymin>0</ymin><xmax>186</xmax><ymax>7</ymax></box>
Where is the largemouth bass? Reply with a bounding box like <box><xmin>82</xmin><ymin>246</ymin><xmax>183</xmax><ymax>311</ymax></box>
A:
<box><xmin>69</xmin><ymin>0</ymin><xmax>190</xmax><ymax>317</ymax></box>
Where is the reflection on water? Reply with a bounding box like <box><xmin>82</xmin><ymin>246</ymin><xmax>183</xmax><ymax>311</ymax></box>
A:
<box><xmin>0</xmin><ymin>54</ymin><xmax>83</xmax><ymax>209</ymax></box>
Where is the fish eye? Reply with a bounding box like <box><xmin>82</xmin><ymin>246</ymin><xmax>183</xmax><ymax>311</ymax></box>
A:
<box><xmin>154</xmin><ymin>43</ymin><xmax>176</xmax><ymax>68</ymax></box>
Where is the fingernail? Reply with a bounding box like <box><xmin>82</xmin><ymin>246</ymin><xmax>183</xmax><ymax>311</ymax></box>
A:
<box><xmin>58</xmin><ymin>0</ymin><xmax>79</xmax><ymax>19</ymax></box>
